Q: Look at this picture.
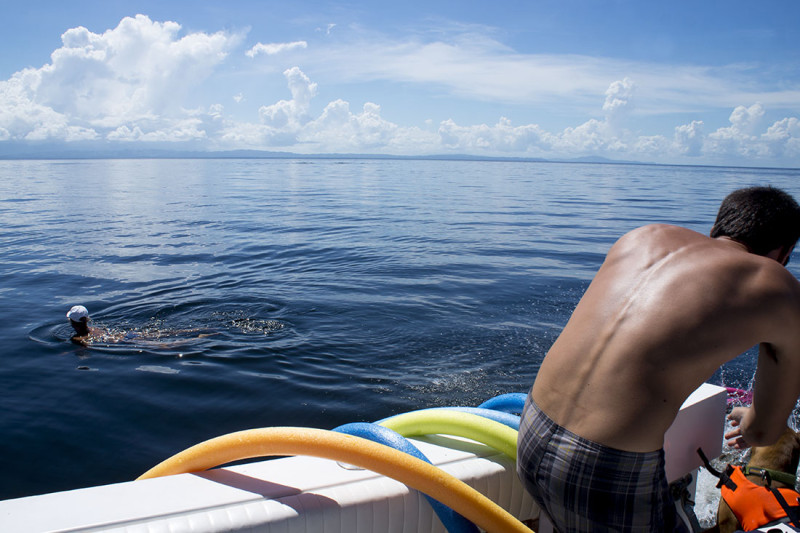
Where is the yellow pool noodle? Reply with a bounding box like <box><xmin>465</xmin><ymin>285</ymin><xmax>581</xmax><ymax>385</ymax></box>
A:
<box><xmin>379</xmin><ymin>409</ymin><xmax>518</xmax><ymax>459</ymax></box>
<box><xmin>137</xmin><ymin>427</ymin><xmax>529</xmax><ymax>533</ymax></box>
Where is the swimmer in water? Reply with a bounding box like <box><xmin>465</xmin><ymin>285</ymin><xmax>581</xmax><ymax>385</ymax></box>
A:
<box><xmin>66</xmin><ymin>305</ymin><xmax>103</xmax><ymax>346</ymax></box>
<box><xmin>66</xmin><ymin>305</ymin><xmax>217</xmax><ymax>347</ymax></box>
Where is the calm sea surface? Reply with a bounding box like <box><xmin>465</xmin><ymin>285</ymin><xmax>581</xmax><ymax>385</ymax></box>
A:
<box><xmin>1</xmin><ymin>158</ymin><xmax>798</xmax><ymax>501</ymax></box>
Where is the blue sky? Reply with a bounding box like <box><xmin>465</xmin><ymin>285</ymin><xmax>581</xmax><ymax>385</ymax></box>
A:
<box><xmin>1</xmin><ymin>0</ymin><xmax>798</xmax><ymax>167</ymax></box>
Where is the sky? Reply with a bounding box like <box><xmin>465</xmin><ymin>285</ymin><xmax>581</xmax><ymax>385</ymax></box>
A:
<box><xmin>1</xmin><ymin>0</ymin><xmax>799</xmax><ymax>167</ymax></box>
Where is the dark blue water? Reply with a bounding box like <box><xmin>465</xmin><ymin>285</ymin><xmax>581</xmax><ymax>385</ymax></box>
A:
<box><xmin>1</xmin><ymin>158</ymin><xmax>798</xmax><ymax>501</ymax></box>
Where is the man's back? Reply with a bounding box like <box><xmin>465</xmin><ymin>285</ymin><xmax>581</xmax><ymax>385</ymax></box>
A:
<box><xmin>532</xmin><ymin>223</ymin><xmax>800</xmax><ymax>452</ymax></box>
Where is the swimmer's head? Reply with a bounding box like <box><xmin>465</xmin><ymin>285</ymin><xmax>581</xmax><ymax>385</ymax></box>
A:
<box><xmin>67</xmin><ymin>305</ymin><xmax>91</xmax><ymax>336</ymax></box>
<box><xmin>67</xmin><ymin>305</ymin><xmax>89</xmax><ymax>322</ymax></box>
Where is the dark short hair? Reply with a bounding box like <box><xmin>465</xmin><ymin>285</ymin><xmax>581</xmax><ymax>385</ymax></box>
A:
<box><xmin>711</xmin><ymin>186</ymin><xmax>800</xmax><ymax>255</ymax></box>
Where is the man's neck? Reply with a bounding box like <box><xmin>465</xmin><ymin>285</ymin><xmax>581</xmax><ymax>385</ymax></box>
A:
<box><xmin>715</xmin><ymin>236</ymin><xmax>750</xmax><ymax>254</ymax></box>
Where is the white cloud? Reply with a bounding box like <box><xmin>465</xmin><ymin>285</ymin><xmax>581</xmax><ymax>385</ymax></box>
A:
<box><xmin>300</xmin><ymin>33</ymin><xmax>800</xmax><ymax>120</ymax></box>
<box><xmin>258</xmin><ymin>67</ymin><xmax>317</xmax><ymax>129</ymax></box>
<box><xmin>762</xmin><ymin>118</ymin><xmax>800</xmax><ymax>159</ymax></box>
<box><xmin>0</xmin><ymin>14</ymin><xmax>240</xmax><ymax>142</ymax></box>
<box><xmin>603</xmin><ymin>77</ymin><xmax>636</xmax><ymax>122</ymax></box>
<box><xmin>303</xmin><ymin>101</ymin><xmax>400</xmax><ymax>150</ymax></box>
<box><xmin>558</xmin><ymin>119</ymin><xmax>615</xmax><ymax>153</ymax></box>
<box><xmin>726</xmin><ymin>103</ymin><xmax>766</xmax><ymax>135</ymax></box>
<box><xmin>315</xmin><ymin>24</ymin><xmax>337</xmax><ymax>35</ymax></box>
<box><xmin>437</xmin><ymin>117</ymin><xmax>552</xmax><ymax>153</ymax></box>
<box><xmin>427</xmin><ymin>79</ymin><xmax>635</xmax><ymax>157</ymax></box>
<box><xmin>399</xmin><ymin>79</ymin><xmax>799</xmax><ymax>165</ymax></box>
<box><xmin>700</xmin><ymin>105</ymin><xmax>800</xmax><ymax>161</ymax></box>
<box><xmin>107</xmin><ymin>120</ymin><xmax>208</xmax><ymax>142</ymax></box>
<box><xmin>245</xmin><ymin>41</ymin><xmax>307</xmax><ymax>58</ymax></box>
<box><xmin>674</xmin><ymin>121</ymin><xmax>704</xmax><ymax>156</ymax></box>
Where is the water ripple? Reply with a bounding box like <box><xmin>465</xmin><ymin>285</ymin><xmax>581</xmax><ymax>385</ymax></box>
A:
<box><xmin>1</xmin><ymin>159</ymin><xmax>799</xmax><ymax>500</ymax></box>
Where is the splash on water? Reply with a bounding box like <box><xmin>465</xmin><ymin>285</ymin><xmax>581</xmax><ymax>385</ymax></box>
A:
<box><xmin>228</xmin><ymin>317</ymin><xmax>286</xmax><ymax>335</ymax></box>
<box><xmin>210</xmin><ymin>310</ymin><xmax>287</xmax><ymax>335</ymax></box>
<box><xmin>694</xmin><ymin>417</ymin><xmax>753</xmax><ymax>528</ymax></box>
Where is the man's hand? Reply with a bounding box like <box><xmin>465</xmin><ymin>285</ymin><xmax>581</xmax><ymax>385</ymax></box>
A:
<box><xmin>725</xmin><ymin>406</ymin><xmax>752</xmax><ymax>450</ymax></box>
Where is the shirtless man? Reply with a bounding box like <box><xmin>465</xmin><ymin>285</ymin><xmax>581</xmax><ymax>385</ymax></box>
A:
<box><xmin>517</xmin><ymin>187</ymin><xmax>800</xmax><ymax>532</ymax></box>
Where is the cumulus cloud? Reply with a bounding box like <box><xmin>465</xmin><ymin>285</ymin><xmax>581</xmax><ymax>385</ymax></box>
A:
<box><xmin>427</xmin><ymin>79</ymin><xmax>635</xmax><ymax>157</ymax></box>
<box><xmin>245</xmin><ymin>41</ymin><xmax>307</xmax><ymax>58</ymax></box>
<box><xmin>728</xmin><ymin>103</ymin><xmax>766</xmax><ymax>135</ymax></box>
<box><xmin>603</xmin><ymin>77</ymin><xmax>636</xmax><ymax>122</ymax></box>
<box><xmin>700</xmin><ymin>104</ymin><xmax>800</xmax><ymax>161</ymax></box>
<box><xmin>761</xmin><ymin>118</ymin><xmax>800</xmax><ymax>159</ymax></box>
<box><xmin>0</xmin><ymin>14</ymin><xmax>239</xmax><ymax>142</ymax></box>
<box><xmin>303</xmin><ymin>101</ymin><xmax>401</xmax><ymax>150</ymax></box>
<box><xmin>674</xmin><ymin>121</ymin><xmax>704</xmax><ymax>156</ymax></box>
<box><xmin>412</xmin><ymin>78</ymin><xmax>799</xmax><ymax>165</ymax></box>
<box><xmin>258</xmin><ymin>67</ymin><xmax>317</xmax><ymax>129</ymax></box>
<box><xmin>437</xmin><ymin>117</ymin><xmax>552</xmax><ymax>153</ymax></box>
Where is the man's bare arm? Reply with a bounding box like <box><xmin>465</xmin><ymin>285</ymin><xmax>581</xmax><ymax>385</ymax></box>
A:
<box><xmin>726</xmin><ymin>265</ymin><xmax>800</xmax><ymax>449</ymax></box>
<box><xmin>727</xmin><ymin>338</ymin><xmax>800</xmax><ymax>448</ymax></box>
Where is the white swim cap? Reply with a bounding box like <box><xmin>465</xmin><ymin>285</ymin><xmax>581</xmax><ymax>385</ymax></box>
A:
<box><xmin>67</xmin><ymin>305</ymin><xmax>89</xmax><ymax>322</ymax></box>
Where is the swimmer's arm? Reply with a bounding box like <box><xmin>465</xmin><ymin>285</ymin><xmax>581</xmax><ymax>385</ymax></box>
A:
<box><xmin>70</xmin><ymin>335</ymin><xmax>90</xmax><ymax>347</ymax></box>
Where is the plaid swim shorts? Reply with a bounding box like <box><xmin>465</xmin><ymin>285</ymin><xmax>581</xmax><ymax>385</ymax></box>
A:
<box><xmin>516</xmin><ymin>395</ymin><xmax>688</xmax><ymax>533</ymax></box>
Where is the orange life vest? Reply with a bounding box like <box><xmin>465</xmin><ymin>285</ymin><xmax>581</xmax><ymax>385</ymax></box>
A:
<box><xmin>721</xmin><ymin>465</ymin><xmax>800</xmax><ymax>531</ymax></box>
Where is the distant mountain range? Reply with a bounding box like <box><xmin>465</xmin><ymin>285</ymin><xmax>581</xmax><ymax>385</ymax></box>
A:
<box><xmin>0</xmin><ymin>144</ymin><xmax>648</xmax><ymax>165</ymax></box>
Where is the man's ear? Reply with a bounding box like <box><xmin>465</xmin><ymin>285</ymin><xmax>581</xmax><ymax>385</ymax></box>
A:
<box><xmin>780</xmin><ymin>244</ymin><xmax>795</xmax><ymax>266</ymax></box>
<box><xmin>769</xmin><ymin>244</ymin><xmax>795</xmax><ymax>266</ymax></box>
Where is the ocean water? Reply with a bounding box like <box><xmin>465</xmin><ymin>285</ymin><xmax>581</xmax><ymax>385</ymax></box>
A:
<box><xmin>1</xmin><ymin>158</ymin><xmax>798</xmax><ymax>512</ymax></box>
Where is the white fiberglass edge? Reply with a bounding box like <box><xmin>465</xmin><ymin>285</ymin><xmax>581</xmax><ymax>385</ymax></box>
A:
<box><xmin>0</xmin><ymin>383</ymin><xmax>725</xmax><ymax>533</ymax></box>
